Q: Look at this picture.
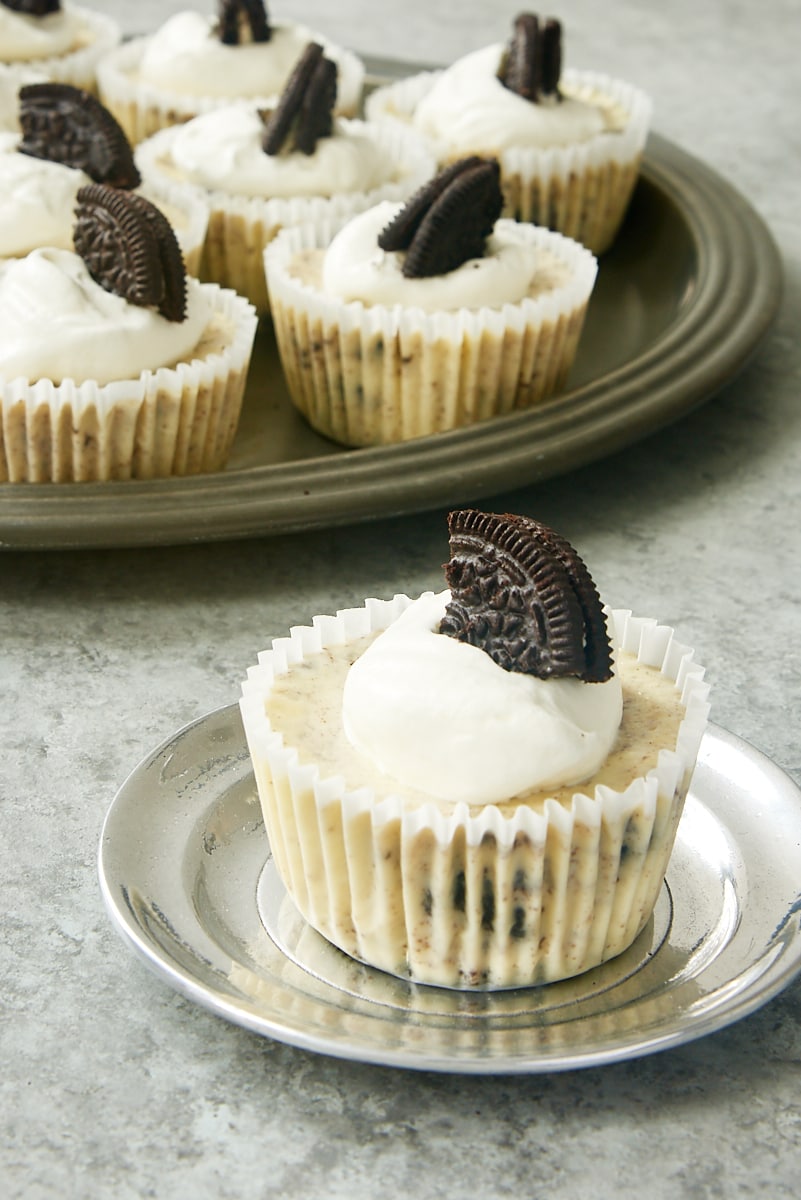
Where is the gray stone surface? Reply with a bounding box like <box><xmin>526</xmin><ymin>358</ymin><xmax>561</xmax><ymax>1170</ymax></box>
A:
<box><xmin>2</xmin><ymin>1</ymin><xmax>800</xmax><ymax>1197</ymax></box>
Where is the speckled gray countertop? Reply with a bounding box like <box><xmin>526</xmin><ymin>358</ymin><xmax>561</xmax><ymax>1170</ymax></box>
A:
<box><xmin>3</xmin><ymin>1</ymin><xmax>801</xmax><ymax>1197</ymax></box>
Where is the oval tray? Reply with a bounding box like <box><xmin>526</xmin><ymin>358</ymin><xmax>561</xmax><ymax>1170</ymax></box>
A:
<box><xmin>98</xmin><ymin>708</ymin><xmax>801</xmax><ymax>1074</ymax></box>
<box><xmin>1</xmin><ymin>65</ymin><xmax>782</xmax><ymax>550</ymax></box>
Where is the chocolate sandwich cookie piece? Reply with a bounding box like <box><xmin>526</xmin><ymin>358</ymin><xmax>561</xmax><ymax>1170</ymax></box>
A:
<box><xmin>215</xmin><ymin>0</ymin><xmax>271</xmax><ymax>46</ymax></box>
<box><xmin>18</xmin><ymin>82</ymin><xmax>141</xmax><ymax>189</ymax></box>
<box><xmin>377</xmin><ymin>157</ymin><xmax>502</xmax><ymax>279</ymax></box>
<box><xmin>73</xmin><ymin>184</ymin><xmax>186</xmax><ymax>322</ymax></box>
<box><xmin>0</xmin><ymin>1</ymin><xmax>61</xmax><ymax>15</ymax></box>
<box><xmin>439</xmin><ymin>509</ymin><xmax>613</xmax><ymax>682</ymax></box>
<box><xmin>261</xmin><ymin>41</ymin><xmax>337</xmax><ymax>155</ymax></box>
<box><xmin>499</xmin><ymin>12</ymin><xmax>562</xmax><ymax>103</ymax></box>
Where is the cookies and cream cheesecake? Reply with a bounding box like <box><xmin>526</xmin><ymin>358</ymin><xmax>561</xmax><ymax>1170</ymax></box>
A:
<box><xmin>367</xmin><ymin>12</ymin><xmax>652</xmax><ymax>254</ymax></box>
<box><xmin>265</xmin><ymin>156</ymin><xmax>597</xmax><ymax>444</ymax></box>
<box><xmin>240</xmin><ymin>509</ymin><xmax>710</xmax><ymax>989</ymax></box>
<box><xmin>97</xmin><ymin>0</ymin><xmax>365</xmax><ymax>145</ymax></box>
<box><xmin>0</xmin><ymin>184</ymin><xmax>257</xmax><ymax>481</ymax></box>
<box><xmin>136</xmin><ymin>42</ymin><xmax>435</xmax><ymax>313</ymax></box>
<box><xmin>0</xmin><ymin>0</ymin><xmax>120</xmax><ymax>93</ymax></box>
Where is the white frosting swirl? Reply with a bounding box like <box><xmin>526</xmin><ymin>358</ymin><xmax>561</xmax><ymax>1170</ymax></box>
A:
<box><xmin>0</xmin><ymin>247</ymin><xmax>214</xmax><ymax>384</ymax></box>
<box><xmin>164</xmin><ymin>105</ymin><xmax>390</xmax><ymax>199</ymax></box>
<box><xmin>139</xmin><ymin>12</ymin><xmax>359</xmax><ymax>103</ymax></box>
<box><xmin>0</xmin><ymin>66</ymin><xmax>46</xmax><ymax>129</ymax></box>
<box><xmin>413</xmin><ymin>43</ymin><xmax>607</xmax><ymax>154</ymax></box>
<box><xmin>0</xmin><ymin>133</ymin><xmax>88</xmax><ymax>254</ymax></box>
<box><xmin>322</xmin><ymin>201</ymin><xmax>540</xmax><ymax>311</ymax></box>
<box><xmin>343</xmin><ymin>592</ymin><xmax>622</xmax><ymax>805</ymax></box>
<box><xmin>0</xmin><ymin>3</ymin><xmax>85</xmax><ymax>63</ymax></box>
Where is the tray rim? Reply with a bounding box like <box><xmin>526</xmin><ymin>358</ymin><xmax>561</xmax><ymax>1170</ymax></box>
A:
<box><xmin>1</xmin><ymin>94</ymin><xmax>783</xmax><ymax>549</ymax></box>
<box><xmin>98</xmin><ymin>710</ymin><xmax>801</xmax><ymax>1075</ymax></box>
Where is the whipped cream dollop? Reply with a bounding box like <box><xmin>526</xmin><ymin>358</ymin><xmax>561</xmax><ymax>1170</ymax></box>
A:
<box><xmin>0</xmin><ymin>132</ymin><xmax>88</xmax><ymax>255</ymax></box>
<box><xmin>342</xmin><ymin>591</ymin><xmax>623</xmax><ymax>805</ymax></box>
<box><xmin>139</xmin><ymin>12</ymin><xmax>360</xmax><ymax>104</ymax></box>
<box><xmin>165</xmin><ymin>105</ymin><xmax>390</xmax><ymax>199</ymax></box>
<box><xmin>322</xmin><ymin>201</ymin><xmax>540</xmax><ymax>311</ymax></box>
<box><xmin>413</xmin><ymin>44</ymin><xmax>607</xmax><ymax>154</ymax></box>
<box><xmin>0</xmin><ymin>67</ymin><xmax>46</xmax><ymax>129</ymax></box>
<box><xmin>0</xmin><ymin>247</ymin><xmax>214</xmax><ymax>385</ymax></box>
<box><xmin>0</xmin><ymin>3</ymin><xmax>85</xmax><ymax>63</ymax></box>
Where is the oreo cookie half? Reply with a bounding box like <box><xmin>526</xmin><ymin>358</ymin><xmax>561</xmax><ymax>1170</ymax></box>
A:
<box><xmin>0</xmin><ymin>2</ymin><xmax>61</xmax><ymax>15</ymax></box>
<box><xmin>73</xmin><ymin>184</ymin><xmax>187</xmax><ymax>322</ymax></box>
<box><xmin>439</xmin><ymin>509</ymin><xmax>614</xmax><ymax>682</ymax></box>
<box><xmin>261</xmin><ymin>41</ymin><xmax>337</xmax><ymax>155</ymax></box>
<box><xmin>377</xmin><ymin>157</ymin><xmax>503</xmax><ymax>279</ymax></box>
<box><xmin>18</xmin><ymin>82</ymin><xmax>140</xmax><ymax>189</ymax></box>
<box><xmin>498</xmin><ymin>12</ymin><xmax>562</xmax><ymax>102</ymax></box>
<box><xmin>215</xmin><ymin>0</ymin><xmax>271</xmax><ymax>45</ymax></box>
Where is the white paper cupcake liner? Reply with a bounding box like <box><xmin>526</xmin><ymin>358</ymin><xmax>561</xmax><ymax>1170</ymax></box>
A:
<box><xmin>240</xmin><ymin>596</ymin><xmax>710</xmax><ymax>990</ymax></box>
<box><xmin>264</xmin><ymin>216</ymin><xmax>598</xmax><ymax>445</ymax></box>
<box><xmin>136</xmin><ymin>117</ymin><xmax>437</xmax><ymax>314</ymax></box>
<box><xmin>367</xmin><ymin>67</ymin><xmax>652</xmax><ymax>254</ymax></box>
<box><xmin>97</xmin><ymin>36</ymin><xmax>365</xmax><ymax>147</ymax></box>
<box><xmin>2</xmin><ymin>7</ymin><xmax>121</xmax><ymax>95</ymax></box>
<box><xmin>0</xmin><ymin>285</ymin><xmax>257</xmax><ymax>482</ymax></box>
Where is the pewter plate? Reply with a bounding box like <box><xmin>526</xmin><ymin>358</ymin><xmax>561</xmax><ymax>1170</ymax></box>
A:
<box><xmin>98</xmin><ymin>708</ymin><xmax>801</xmax><ymax>1073</ymax></box>
<box><xmin>0</xmin><ymin>60</ymin><xmax>783</xmax><ymax>549</ymax></box>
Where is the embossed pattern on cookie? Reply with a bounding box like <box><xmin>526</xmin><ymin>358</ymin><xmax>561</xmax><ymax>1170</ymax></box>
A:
<box><xmin>73</xmin><ymin>183</ymin><xmax>187</xmax><ymax>322</ymax></box>
<box><xmin>440</xmin><ymin>508</ymin><xmax>614</xmax><ymax>682</ymax></box>
<box><xmin>18</xmin><ymin>82</ymin><xmax>141</xmax><ymax>189</ymax></box>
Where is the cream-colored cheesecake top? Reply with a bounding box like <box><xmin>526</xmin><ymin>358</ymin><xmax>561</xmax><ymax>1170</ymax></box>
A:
<box><xmin>262</xmin><ymin>631</ymin><xmax>685</xmax><ymax>816</ymax></box>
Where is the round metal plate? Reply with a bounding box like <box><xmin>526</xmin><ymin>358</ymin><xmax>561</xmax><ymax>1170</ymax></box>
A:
<box><xmin>98</xmin><ymin>707</ymin><xmax>801</xmax><ymax>1073</ymax></box>
<box><xmin>0</xmin><ymin>60</ymin><xmax>783</xmax><ymax>549</ymax></box>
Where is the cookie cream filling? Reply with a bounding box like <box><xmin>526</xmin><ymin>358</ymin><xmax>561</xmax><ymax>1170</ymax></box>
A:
<box><xmin>321</xmin><ymin>201</ymin><xmax>543</xmax><ymax>311</ymax></box>
<box><xmin>0</xmin><ymin>3</ymin><xmax>86</xmax><ymax>63</ymax></box>
<box><xmin>0</xmin><ymin>132</ymin><xmax>89</xmax><ymax>254</ymax></box>
<box><xmin>413</xmin><ymin>43</ymin><xmax>608</xmax><ymax>154</ymax></box>
<box><xmin>0</xmin><ymin>247</ymin><xmax>215</xmax><ymax>385</ymax></box>
<box><xmin>164</xmin><ymin>105</ymin><xmax>390</xmax><ymax>199</ymax></box>
<box><xmin>138</xmin><ymin>12</ymin><xmax>360</xmax><ymax>103</ymax></box>
<box><xmin>342</xmin><ymin>591</ymin><xmax>623</xmax><ymax>805</ymax></box>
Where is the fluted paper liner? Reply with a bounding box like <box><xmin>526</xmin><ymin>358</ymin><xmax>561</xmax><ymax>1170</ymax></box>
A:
<box><xmin>264</xmin><ymin>217</ymin><xmax>597</xmax><ymax>446</ymax></box>
<box><xmin>240</xmin><ymin>595</ymin><xmax>710</xmax><ymax>989</ymax></box>
<box><xmin>0</xmin><ymin>285</ymin><xmax>257</xmax><ymax>481</ymax></box>
<box><xmin>97</xmin><ymin>36</ymin><xmax>365</xmax><ymax>146</ymax></box>
<box><xmin>3</xmin><ymin>8</ymin><xmax>121</xmax><ymax>95</ymax></box>
<box><xmin>137</xmin><ymin>117</ymin><xmax>436</xmax><ymax>314</ymax></box>
<box><xmin>366</xmin><ymin>67</ymin><xmax>652</xmax><ymax>255</ymax></box>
